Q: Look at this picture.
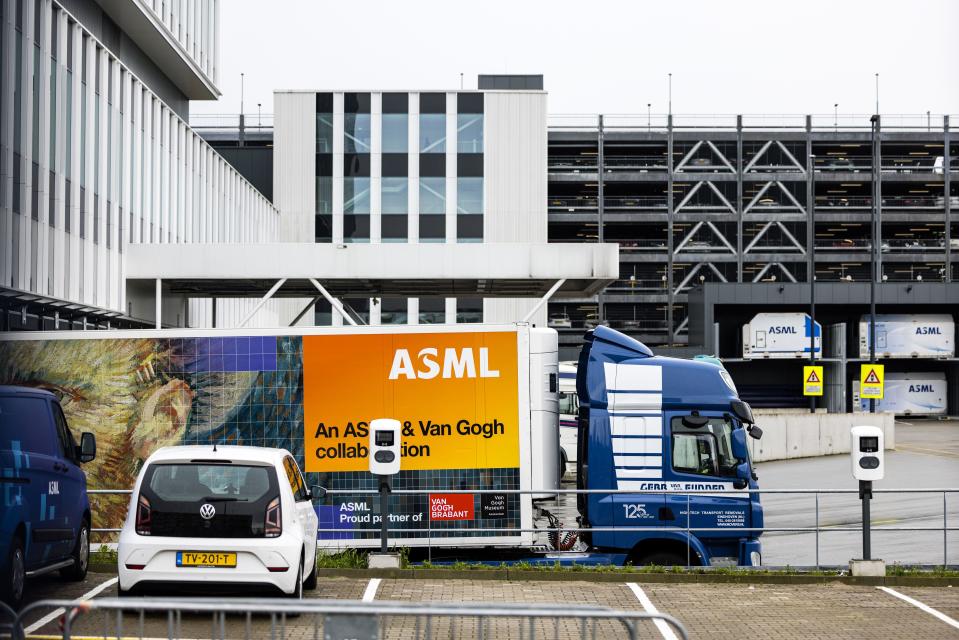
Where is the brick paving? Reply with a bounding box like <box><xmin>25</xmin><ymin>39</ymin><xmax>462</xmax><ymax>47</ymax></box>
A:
<box><xmin>13</xmin><ymin>574</ymin><xmax>959</xmax><ymax>639</ymax></box>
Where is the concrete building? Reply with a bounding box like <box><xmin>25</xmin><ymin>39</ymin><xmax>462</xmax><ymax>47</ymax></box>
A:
<box><xmin>271</xmin><ymin>76</ymin><xmax>555</xmax><ymax>326</ymax></box>
<box><xmin>0</xmin><ymin>0</ymin><xmax>286</xmax><ymax>329</ymax></box>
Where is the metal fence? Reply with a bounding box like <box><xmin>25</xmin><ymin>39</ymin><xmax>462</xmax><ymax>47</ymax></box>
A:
<box><xmin>12</xmin><ymin>597</ymin><xmax>688</xmax><ymax>640</ymax></box>
<box><xmin>87</xmin><ymin>487</ymin><xmax>958</xmax><ymax>568</ymax></box>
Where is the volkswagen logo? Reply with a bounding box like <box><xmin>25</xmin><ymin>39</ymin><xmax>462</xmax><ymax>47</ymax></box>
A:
<box><xmin>199</xmin><ymin>503</ymin><xmax>216</xmax><ymax>520</ymax></box>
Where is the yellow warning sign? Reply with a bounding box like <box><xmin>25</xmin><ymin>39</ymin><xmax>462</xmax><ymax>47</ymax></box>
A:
<box><xmin>860</xmin><ymin>364</ymin><xmax>884</xmax><ymax>399</ymax></box>
<box><xmin>803</xmin><ymin>365</ymin><xmax>824</xmax><ymax>396</ymax></box>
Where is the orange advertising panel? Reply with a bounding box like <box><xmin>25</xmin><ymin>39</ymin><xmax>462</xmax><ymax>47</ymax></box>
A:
<box><xmin>303</xmin><ymin>331</ymin><xmax>520</xmax><ymax>472</ymax></box>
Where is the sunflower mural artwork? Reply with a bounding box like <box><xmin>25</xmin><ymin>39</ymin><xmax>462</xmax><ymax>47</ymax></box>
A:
<box><xmin>0</xmin><ymin>335</ymin><xmax>305</xmax><ymax>539</ymax></box>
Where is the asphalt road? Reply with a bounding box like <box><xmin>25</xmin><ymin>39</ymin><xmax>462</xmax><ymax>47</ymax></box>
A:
<box><xmin>545</xmin><ymin>419</ymin><xmax>959</xmax><ymax>567</ymax></box>
<box><xmin>758</xmin><ymin>419</ymin><xmax>959</xmax><ymax>566</ymax></box>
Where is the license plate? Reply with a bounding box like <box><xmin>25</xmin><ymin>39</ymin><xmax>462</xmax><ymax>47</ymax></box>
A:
<box><xmin>176</xmin><ymin>551</ymin><xmax>237</xmax><ymax>568</ymax></box>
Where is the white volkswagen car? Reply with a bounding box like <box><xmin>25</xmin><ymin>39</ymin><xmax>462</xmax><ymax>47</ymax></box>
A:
<box><xmin>118</xmin><ymin>445</ymin><xmax>319</xmax><ymax>597</ymax></box>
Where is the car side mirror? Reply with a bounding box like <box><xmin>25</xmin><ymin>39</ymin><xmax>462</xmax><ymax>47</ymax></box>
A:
<box><xmin>747</xmin><ymin>425</ymin><xmax>763</xmax><ymax>440</ymax></box>
<box><xmin>309</xmin><ymin>485</ymin><xmax>326</xmax><ymax>501</ymax></box>
<box><xmin>78</xmin><ymin>432</ymin><xmax>96</xmax><ymax>463</ymax></box>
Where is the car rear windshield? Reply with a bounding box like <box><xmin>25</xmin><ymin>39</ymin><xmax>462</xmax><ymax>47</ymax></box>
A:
<box><xmin>145</xmin><ymin>463</ymin><xmax>275</xmax><ymax>502</ymax></box>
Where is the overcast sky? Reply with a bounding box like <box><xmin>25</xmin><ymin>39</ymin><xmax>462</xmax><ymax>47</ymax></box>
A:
<box><xmin>190</xmin><ymin>0</ymin><xmax>959</xmax><ymax>120</ymax></box>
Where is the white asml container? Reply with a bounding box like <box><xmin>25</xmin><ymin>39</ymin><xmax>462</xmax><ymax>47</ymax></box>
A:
<box><xmin>852</xmin><ymin>372</ymin><xmax>947</xmax><ymax>416</ymax></box>
<box><xmin>742</xmin><ymin>312</ymin><xmax>822</xmax><ymax>359</ymax></box>
<box><xmin>858</xmin><ymin>314</ymin><xmax>955</xmax><ymax>358</ymax></box>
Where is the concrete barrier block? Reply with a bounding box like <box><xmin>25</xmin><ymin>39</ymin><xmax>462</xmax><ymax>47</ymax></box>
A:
<box><xmin>752</xmin><ymin>415</ymin><xmax>788</xmax><ymax>462</ymax></box>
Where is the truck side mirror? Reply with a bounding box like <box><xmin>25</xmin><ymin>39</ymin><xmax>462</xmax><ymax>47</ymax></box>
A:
<box><xmin>78</xmin><ymin>432</ymin><xmax>96</xmax><ymax>463</ymax></box>
<box><xmin>730</xmin><ymin>400</ymin><xmax>754</xmax><ymax>425</ymax></box>
<box><xmin>747</xmin><ymin>425</ymin><xmax>763</xmax><ymax>440</ymax></box>
<box><xmin>730</xmin><ymin>427</ymin><xmax>749</xmax><ymax>460</ymax></box>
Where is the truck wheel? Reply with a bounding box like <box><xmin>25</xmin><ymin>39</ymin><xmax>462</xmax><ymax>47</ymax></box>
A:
<box><xmin>60</xmin><ymin>519</ymin><xmax>90</xmax><ymax>581</ymax></box>
<box><xmin>2</xmin><ymin>535</ymin><xmax>25</xmax><ymax>609</ymax></box>
<box><xmin>638</xmin><ymin>551</ymin><xmax>688</xmax><ymax>567</ymax></box>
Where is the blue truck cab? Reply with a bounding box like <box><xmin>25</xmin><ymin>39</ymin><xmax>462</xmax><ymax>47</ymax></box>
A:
<box><xmin>576</xmin><ymin>327</ymin><xmax>764</xmax><ymax>567</ymax></box>
<box><xmin>0</xmin><ymin>386</ymin><xmax>97</xmax><ymax>607</ymax></box>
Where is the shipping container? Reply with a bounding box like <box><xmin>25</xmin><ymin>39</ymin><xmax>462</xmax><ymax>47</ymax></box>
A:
<box><xmin>858</xmin><ymin>314</ymin><xmax>955</xmax><ymax>358</ymax></box>
<box><xmin>742</xmin><ymin>313</ymin><xmax>822</xmax><ymax>359</ymax></box>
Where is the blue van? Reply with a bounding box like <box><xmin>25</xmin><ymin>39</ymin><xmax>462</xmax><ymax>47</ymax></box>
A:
<box><xmin>0</xmin><ymin>386</ymin><xmax>96</xmax><ymax>608</ymax></box>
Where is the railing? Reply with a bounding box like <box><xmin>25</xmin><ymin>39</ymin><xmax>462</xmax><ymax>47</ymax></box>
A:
<box><xmin>13</xmin><ymin>598</ymin><xmax>689</xmax><ymax>640</ymax></box>
<box><xmin>547</xmin><ymin>155</ymin><xmax>598</xmax><ymax>170</ymax></box>
<box><xmin>548</xmin><ymin>113</ymin><xmax>954</xmax><ymax>132</ymax></box>
<box><xmin>604</xmin><ymin>197</ymin><xmax>669</xmax><ymax>209</ymax></box>
<box><xmin>86</xmin><ymin>487</ymin><xmax>959</xmax><ymax>568</ymax></box>
<box><xmin>548</xmin><ymin>197</ymin><xmax>598</xmax><ymax>210</ymax></box>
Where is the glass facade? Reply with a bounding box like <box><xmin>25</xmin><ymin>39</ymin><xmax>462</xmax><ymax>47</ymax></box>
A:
<box><xmin>419</xmin><ymin>114</ymin><xmax>446</xmax><ymax>154</ymax></box>
<box><xmin>380</xmin><ymin>299</ymin><xmax>408</xmax><ymax>324</ymax></box>
<box><xmin>418</xmin><ymin>298</ymin><xmax>446</xmax><ymax>324</ymax></box>
<box><xmin>382</xmin><ymin>177</ymin><xmax>408</xmax><ymax>214</ymax></box>
<box><xmin>457</xmin><ymin>114</ymin><xmax>483</xmax><ymax>153</ymax></box>
<box><xmin>420</xmin><ymin>177</ymin><xmax>445</xmax><ymax>214</ymax></box>
<box><xmin>457</xmin><ymin>298</ymin><xmax>483</xmax><ymax>323</ymax></box>
<box><xmin>344</xmin><ymin>113</ymin><xmax>371</xmax><ymax>153</ymax></box>
<box><xmin>382</xmin><ymin>114</ymin><xmax>408</xmax><ymax>153</ymax></box>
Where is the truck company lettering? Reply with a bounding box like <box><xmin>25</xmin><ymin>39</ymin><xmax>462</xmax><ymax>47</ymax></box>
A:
<box><xmin>915</xmin><ymin>327</ymin><xmax>942</xmax><ymax>335</ymax></box>
<box><xmin>389</xmin><ymin>347</ymin><xmax>500</xmax><ymax>380</ymax></box>
<box><xmin>768</xmin><ymin>326</ymin><xmax>798</xmax><ymax>334</ymax></box>
<box><xmin>634</xmin><ymin>482</ymin><xmax>729</xmax><ymax>491</ymax></box>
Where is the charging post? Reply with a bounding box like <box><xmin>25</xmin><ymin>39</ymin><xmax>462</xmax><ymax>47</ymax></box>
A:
<box><xmin>368</xmin><ymin>419</ymin><xmax>402</xmax><ymax>568</ymax></box>
<box><xmin>850</xmin><ymin>425</ymin><xmax>885</xmax><ymax>576</ymax></box>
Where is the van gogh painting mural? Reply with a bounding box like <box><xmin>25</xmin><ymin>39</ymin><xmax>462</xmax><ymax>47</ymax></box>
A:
<box><xmin>0</xmin><ymin>335</ymin><xmax>306</xmax><ymax>536</ymax></box>
<box><xmin>0</xmin><ymin>331</ymin><xmax>522</xmax><ymax>545</ymax></box>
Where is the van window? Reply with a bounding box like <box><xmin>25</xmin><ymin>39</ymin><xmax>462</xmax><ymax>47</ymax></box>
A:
<box><xmin>559</xmin><ymin>392</ymin><xmax>578</xmax><ymax>416</ymax></box>
<box><xmin>52</xmin><ymin>404</ymin><xmax>77</xmax><ymax>462</ymax></box>
<box><xmin>0</xmin><ymin>396</ymin><xmax>57</xmax><ymax>456</ymax></box>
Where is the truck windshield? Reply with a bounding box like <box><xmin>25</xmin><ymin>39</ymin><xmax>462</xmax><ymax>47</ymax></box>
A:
<box><xmin>671</xmin><ymin>416</ymin><xmax>738</xmax><ymax>477</ymax></box>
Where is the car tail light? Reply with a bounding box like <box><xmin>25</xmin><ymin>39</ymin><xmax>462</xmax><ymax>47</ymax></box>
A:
<box><xmin>125</xmin><ymin>564</ymin><xmax>145</xmax><ymax>570</ymax></box>
<box><xmin>266</xmin><ymin>566</ymin><xmax>289</xmax><ymax>572</ymax></box>
<box><xmin>265</xmin><ymin>496</ymin><xmax>281</xmax><ymax>538</ymax></box>
<box><xmin>135</xmin><ymin>494</ymin><xmax>151</xmax><ymax>535</ymax></box>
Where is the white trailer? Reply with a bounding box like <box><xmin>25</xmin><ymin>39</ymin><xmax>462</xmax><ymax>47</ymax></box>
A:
<box><xmin>742</xmin><ymin>312</ymin><xmax>822</xmax><ymax>359</ymax></box>
<box><xmin>858</xmin><ymin>314</ymin><xmax>955</xmax><ymax>358</ymax></box>
<box><xmin>0</xmin><ymin>324</ymin><xmax>560</xmax><ymax>549</ymax></box>
<box><xmin>852</xmin><ymin>372</ymin><xmax>948</xmax><ymax>416</ymax></box>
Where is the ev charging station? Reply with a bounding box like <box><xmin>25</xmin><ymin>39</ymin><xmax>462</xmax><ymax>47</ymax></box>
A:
<box><xmin>850</xmin><ymin>425</ymin><xmax>885</xmax><ymax>575</ymax></box>
<box><xmin>369</xmin><ymin>419</ymin><xmax>402</xmax><ymax>565</ymax></box>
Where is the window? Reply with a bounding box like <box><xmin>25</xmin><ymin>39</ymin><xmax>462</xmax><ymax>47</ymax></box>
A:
<box><xmin>419</xmin><ymin>298</ymin><xmax>445</xmax><ymax>324</ymax></box>
<box><xmin>146</xmin><ymin>463</ymin><xmax>274</xmax><ymax>502</ymax></box>
<box><xmin>381</xmin><ymin>215</ymin><xmax>407</xmax><ymax>242</ymax></box>
<box><xmin>315</xmin><ymin>92</ymin><xmax>333</xmax><ymax>153</ymax></box>
<box><xmin>380</xmin><ymin>298</ymin><xmax>407</xmax><ymax>324</ymax></box>
<box><xmin>419</xmin><ymin>114</ymin><xmax>445</xmax><ymax>153</ymax></box>
<box><xmin>344</xmin><ymin>177</ymin><xmax>370</xmax><ymax>214</ymax></box>
<box><xmin>419</xmin><ymin>215</ymin><xmax>445</xmax><ymax>242</ymax></box>
<box><xmin>344</xmin><ymin>113</ymin><xmax>371</xmax><ymax>152</ymax></box>
<box><xmin>558</xmin><ymin>392</ymin><xmax>579</xmax><ymax>416</ymax></box>
<box><xmin>457</xmin><ymin>113</ymin><xmax>483</xmax><ymax>153</ymax></box>
<box><xmin>382</xmin><ymin>113</ymin><xmax>408</xmax><ymax>153</ymax></box>
<box><xmin>0</xmin><ymin>396</ymin><xmax>56</xmax><ymax>456</ymax></box>
<box><xmin>382</xmin><ymin>177</ymin><xmax>407</xmax><ymax>214</ymax></box>
<box><xmin>670</xmin><ymin>416</ymin><xmax>738</xmax><ymax>477</ymax></box>
<box><xmin>457</xmin><ymin>177</ymin><xmax>483</xmax><ymax>214</ymax></box>
<box><xmin>419</xmin><ymin>177</ymin><xmax>445</xmax><ymax>214</ymax></box>
<box><xmin>456</xmin><ymin>297</ymin><xmax>483</xmax><ymax>323</ymax></box>
<box><xmin>343</xmin><ymin>214</ymin><xmax>369</xmax><ymax>243</ymax></box>
<box><xmin>343</xmin><ymin>298</ymin><xmax>370</xmax><ymax>324</ymax></box>
<box><xmin>52</xmin><ymin>404</ymin><xmax>77</xmax><ymax>462</ymax></box>
<box><xmin>283</xmin><ymin>456</ymin><xmax>309</xmax><ymax>502</ymax></box>
<box><xmin>315</xmin><ymin>176</ymin><xmax>332</xmax><ymax>215</ymax></box>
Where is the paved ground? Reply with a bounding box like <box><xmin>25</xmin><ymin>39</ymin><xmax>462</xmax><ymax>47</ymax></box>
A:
<box><xmin>10</xmin><ymin>572</ymin><xmax>959</xmax><ymax>639</ymax></box>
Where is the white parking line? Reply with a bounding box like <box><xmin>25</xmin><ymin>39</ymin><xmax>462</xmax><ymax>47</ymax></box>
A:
<box><xmin>23</xmin><ymin>576</ymin><xmax>119</xmax><ymax>635</ymax></box>
<box><xmin>362</xmin><ymin>578</ymin><xmax>382</xmax><ymax>602</ymax></box>
<box><xmin>626</xmin><ymin>582</ymin><xmax>679</xmax><ymax>640</ymax></box>
<box><xmin>877</xmin><ymin>586</ymin><xmax>959</xmax><ymax>631</ymax></box>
